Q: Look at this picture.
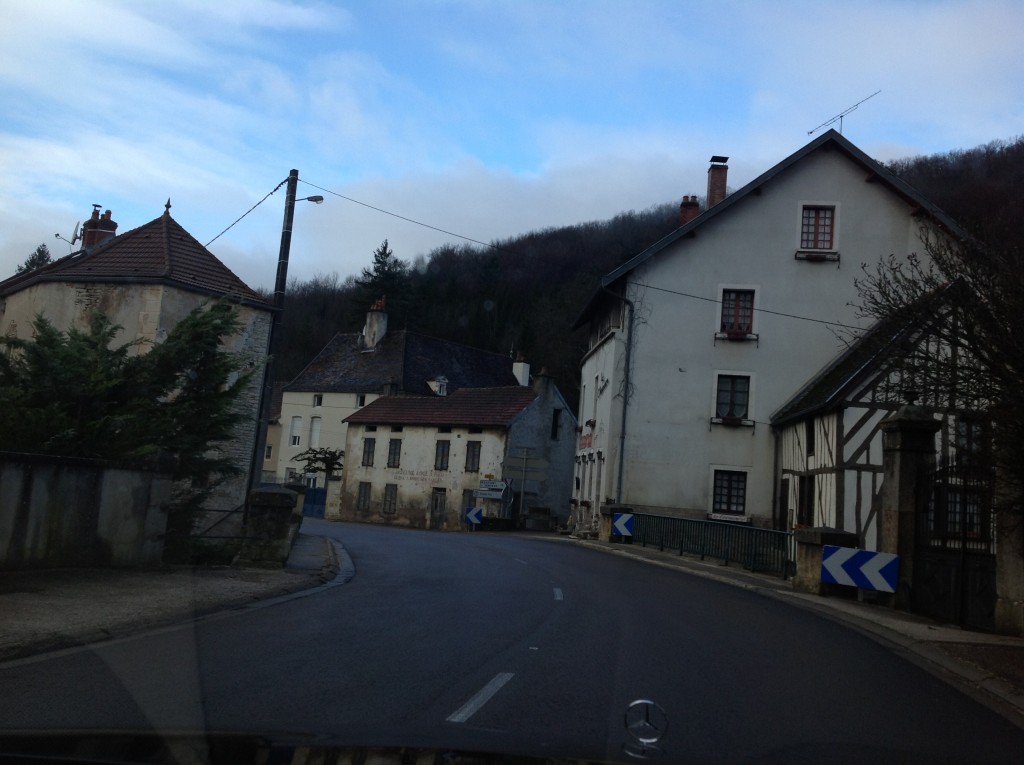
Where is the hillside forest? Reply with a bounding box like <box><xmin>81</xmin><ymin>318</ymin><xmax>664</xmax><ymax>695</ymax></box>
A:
<box><xmin>272</xmin><ymin>136</ymin><xmax>1024</xmax><ymax>412</ymax></box>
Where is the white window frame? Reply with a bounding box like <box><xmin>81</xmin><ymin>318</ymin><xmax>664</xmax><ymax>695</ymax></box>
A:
<box><xmin>290</xmin><ymin>416</ymin><xmax>302</xmax><ymax>447</ymax></box>
<box><xmin>708</xmin><ymin>465</ymin><xmax>751</xmax><ymax>520</ymax></box>
<box><xmin>715</xmin><ymin>284</ymin><xmax>759</xmax><ymax>340</ymax></box>
<box><xmin>795</xmin><ymin>201</ymin><xmax>840</xmax><ymax>261</ymax></box>
<box><xmin>711</xmin><ymin>370</ymin><xmax>755</xmax><ymax>427</ymax></box>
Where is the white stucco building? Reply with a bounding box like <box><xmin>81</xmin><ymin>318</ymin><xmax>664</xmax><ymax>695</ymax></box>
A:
<box><xmin>571</xmin><ymin>130</ymin><xmax>958</xmax><ymax>532</ymax></box>
<box><xmin>337</xmin><ymin>375</ymin><xmax>577</xmax><ymax>530</ymax></box>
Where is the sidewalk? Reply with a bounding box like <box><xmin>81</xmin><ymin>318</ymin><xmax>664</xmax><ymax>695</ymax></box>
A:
<box><xmin>0</xmin><ymin>532</ymin><xmax>340</xmax><ymax>663</ymax></box>
<box><xmin>572</xmin><ymin>535</ymin><xmax>1024</xmax><ymax>726</ymax></box>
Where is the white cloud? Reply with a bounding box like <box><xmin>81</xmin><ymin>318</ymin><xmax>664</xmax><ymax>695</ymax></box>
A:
<box><xmin>1</xmin><ymin>0</ymin><xmax>1021</xmax><ymax>288</ymax></box>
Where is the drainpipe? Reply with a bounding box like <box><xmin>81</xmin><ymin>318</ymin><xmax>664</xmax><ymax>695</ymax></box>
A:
<box><xmin>601</xmin><ymin>283</ymin><xmax>634</xmax><ymax>504</ymax></box>
<box><xmin>771</xmin><ymin>426</ymin><xmax>781</xmax><ymax>530</ymax></box>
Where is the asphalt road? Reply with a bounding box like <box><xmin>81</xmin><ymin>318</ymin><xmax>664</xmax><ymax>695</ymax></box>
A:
<box><xmin>2</xmin><ymin>519</ymin><xmax>1023</xmax><ymax>764</ymax></box>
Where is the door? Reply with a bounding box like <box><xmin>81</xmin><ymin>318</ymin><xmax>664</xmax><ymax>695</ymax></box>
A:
<box><xmin>430</xmin><ymin>488</ymin><xmax>447</xmax><ymax>530</ymax></box>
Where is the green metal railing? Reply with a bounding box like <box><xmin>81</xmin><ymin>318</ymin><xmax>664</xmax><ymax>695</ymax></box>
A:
<box><xmin>631</xmin><ymin>512</ymin><xmax>795</xmax><ymax>579</ymax></box>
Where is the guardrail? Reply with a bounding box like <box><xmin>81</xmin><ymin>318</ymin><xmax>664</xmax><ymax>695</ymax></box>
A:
<box><xmin>631</xmin><ymin>512</ymin><xmax>795</xmax><ymax>579</ymax></box>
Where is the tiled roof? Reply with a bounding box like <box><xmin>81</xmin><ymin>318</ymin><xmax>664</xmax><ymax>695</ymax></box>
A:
<box><xmin>0</xmin><ymin>209</ymin><xmax>270</xmax><ymax>307</ymax></box>
<box><xmin>344</xmin><ymin>386</ymin><xmax>538</xmax><ymax>427</ymax></box>
<box><xmin>285</xmin><ymin>330</ymin><xmax>519</xmax><ymax>394</ymax></box>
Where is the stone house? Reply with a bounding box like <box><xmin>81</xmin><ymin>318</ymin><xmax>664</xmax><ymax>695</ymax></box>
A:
<box><xmin>268</xmin><ymin>300</ymin><xmax>523</xmax><ymax>485</ymax></box>
<box><xmin>0</xmin><ymin>202</ymin><xmax>274</xmax><ymax>512</ymax></box>
<box><xmin>570</xmin><ymin>129</ymin><xmax>959</xmax><ymax>532</ymax></box>
<box><xmin>338</xmin><ymin>375</ymin><xmax>576</xmax><ymax>529</ymax></box>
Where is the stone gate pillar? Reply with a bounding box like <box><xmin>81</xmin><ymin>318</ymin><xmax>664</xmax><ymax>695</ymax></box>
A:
<box><xmin>878</xmin><ymin>404</ymin><xmax>940</xmax><ymax>610</ymax></box>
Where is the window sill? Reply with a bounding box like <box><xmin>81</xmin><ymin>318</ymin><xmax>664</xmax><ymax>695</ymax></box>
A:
<box><xmin>715</xmin><ymin>331</ymin><xmax>758</xmax><ymax>342</ymax></box>
<box><xmin>711</xmin><ymin>417</ymin><xmax>754</xmax><ymax>428</ymax></box>
<box><xmin>794</xmin><ymin>250</ymin><xmax>840</xmax><ymax>263</ymax></box>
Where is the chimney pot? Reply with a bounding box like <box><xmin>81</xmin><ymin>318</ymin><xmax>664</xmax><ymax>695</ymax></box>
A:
<box><xmin>81</xmin><ymin>206</ymin><xmax>118</xmax><ymax>249</ymax></box>
<box><xmin>679</xmin><ymin>194</ymin><xmax>701</xmax><ymax>225</ymax></box>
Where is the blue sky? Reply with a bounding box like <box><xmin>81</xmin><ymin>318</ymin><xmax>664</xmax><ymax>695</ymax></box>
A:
<box><xmin>1</xmin><ymin>0</ymin><xmax>1021</xmax><ymax>291</ymax></box>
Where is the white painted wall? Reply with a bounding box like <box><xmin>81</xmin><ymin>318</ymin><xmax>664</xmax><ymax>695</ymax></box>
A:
<box><xmin>578</xmin><ymin>147</ymin><xmax>936</xmax><ymax>526</ymax></box>
<box><xmin>272</xmin><ymin>391</ymin><xmax>380</xmax><ymax>483</ymax></box>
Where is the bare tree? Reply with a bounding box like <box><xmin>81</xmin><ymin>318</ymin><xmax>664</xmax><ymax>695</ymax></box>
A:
<box><xmin>854</xmin><ymin>229</ymin><xmax>1024</xmax><ymax>522</ymax></box>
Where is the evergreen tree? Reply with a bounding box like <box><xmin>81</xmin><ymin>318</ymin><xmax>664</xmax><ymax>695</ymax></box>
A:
<box><xmin>0</xmin><ymin>302</ymin><xmax>250</xmax><ymax>490</ymax></box>
<box><xmin>352</xmin><ymin>239</ymin><xmax>411</xmax><ymax>325</ymax></box>
<box><xmin>15</xmin><ymin>243</ymin><xmax>52</xmax><ymax>275</ymax></box>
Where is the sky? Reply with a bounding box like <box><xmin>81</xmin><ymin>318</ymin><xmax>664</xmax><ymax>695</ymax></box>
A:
<box><xmin>1</xmin><ymin>0</ymin><xmax>1021</xmax><ymax>292</ymax></box>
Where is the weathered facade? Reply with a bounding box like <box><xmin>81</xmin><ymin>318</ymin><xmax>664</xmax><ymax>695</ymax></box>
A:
<box><xmin>269</xmin><ymin>302</ymin><xmax>523</xmax><ymax>485</ymax></box>
<box><xmin>0</xmin><ymin>203</ymin><xmax>274</xmax><ymax>512</ymax></box>
<box><xmin>571</xmin><ymin>130</ymin><xmax>959</xmax><ymax>532</ymax></box>
<box><xmin>338</xmin><ymin>377</ymin><xmax>576</xmax><ymax>529</ymax></box>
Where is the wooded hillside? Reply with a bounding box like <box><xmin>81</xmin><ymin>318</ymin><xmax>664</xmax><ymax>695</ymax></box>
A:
<box><xmin>275</xmin><ymin>135</ymin><xmax>1023</xmax><ymax>412</ymax></box>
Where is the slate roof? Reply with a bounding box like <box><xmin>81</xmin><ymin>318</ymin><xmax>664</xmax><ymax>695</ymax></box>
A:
<box><xmin>285</xmin><ymin>330</ymin><xmax>519</xmax><ymax>395</ymax></box>
<box><xmin>344</xmin><ymin>386</ymin><xmax>538</xmax><ymax>428</ymax></box>
<box><xmin>0</xmin><ymin>207</ymin><xmax>270</xmax><ymax>308</ymax></box>
<box><xmin>573</xmin><ymin>129</ymin><xmax>964</xmax><ymax>329</ymax></box>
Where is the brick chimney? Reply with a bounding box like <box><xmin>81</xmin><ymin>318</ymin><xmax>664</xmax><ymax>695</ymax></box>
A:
<box><xmin>706</xmin><ymin>156</ymin><xmax>729</xmax><ymax>208</ymax></box>
<box><xmin>81</xmin><ymin>205</ymin><xmax>118</xmax><ymax>249</ymax></box>
<box><xmin>362</xmin><ymin>295</ymin><xmax>388</xmax><ymax>350</ymax></box>
<box><xmin>679</xmin><ymin>195</ymin><xmax>701</xmax><ymax>225</ymax></box>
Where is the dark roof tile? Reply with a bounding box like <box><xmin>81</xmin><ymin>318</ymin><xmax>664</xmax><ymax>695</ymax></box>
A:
<box><xmin>285</xmin><ymin>330</ymin><xmax>518</xmax><ymax>394</ymax></box>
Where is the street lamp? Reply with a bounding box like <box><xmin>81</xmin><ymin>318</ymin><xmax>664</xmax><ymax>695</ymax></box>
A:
<box><xmin>249</xmin><ymin>169</ymin><xmax>322</xmax><ymax>495</ymax></box>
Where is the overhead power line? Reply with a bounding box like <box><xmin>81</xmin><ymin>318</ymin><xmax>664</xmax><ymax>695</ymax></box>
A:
<box><xmin>632</xmin><ymin>282</ymin><xmax>864</xmax><ymax>331</ymax></box>
<box><xmin>299</xmin><ymin>178</ymin><xmax>501</xmax><ymax>252</ymax></box>
<box><xmin>206</xmin><ymin>176</ymin><xmax>864</xmax><ymax>334</ymax></box>
<box><xmin>204</xmin><ymin>177</ymin><xmax>289</xmax><ymax>247</ymax></box>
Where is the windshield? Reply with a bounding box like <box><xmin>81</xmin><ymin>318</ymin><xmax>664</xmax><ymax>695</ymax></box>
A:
<box><xmin>2</xmin><ymin>2</ymin><xmax>1024</xmax><ymax>764</ymax></box>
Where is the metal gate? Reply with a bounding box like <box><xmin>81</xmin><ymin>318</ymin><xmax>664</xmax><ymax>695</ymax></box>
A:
<box><xmin>914</xmin><ymin>463</ymin><xmax>996</xmax><ymax>631</ymax></box>
<box><xmin>303</xmin><ymin>488</ymin><xmax>326</xmax><ymax>517</ymax></box>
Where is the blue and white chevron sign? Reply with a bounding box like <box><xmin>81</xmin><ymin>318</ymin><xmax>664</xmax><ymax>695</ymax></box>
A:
<box><xmin>821</xmin><ymin>546</ymin><xmax>899</xmax><ymax>593</ymax></box>
<box><xmin>465</xmin><ymin>506</ymin><xmax>482</xmax><ymax>525</ymax></box>
<box><xmin>612</xmin><ymin>512</ymin><xmax>634</xmax><ymax>537</ymax></box>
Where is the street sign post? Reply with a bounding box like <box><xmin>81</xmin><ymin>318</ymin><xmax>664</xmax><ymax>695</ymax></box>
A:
<box><xmin>821</xmin><ymin>545</ymin><xmax>898</xmax><ymax>593</ymax></box>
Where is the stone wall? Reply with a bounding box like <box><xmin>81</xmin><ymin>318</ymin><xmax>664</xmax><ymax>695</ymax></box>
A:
<box><xmin>0</xmin><ymin>452</ymin><xmax>172</xmax><ymax>568</ymax></box>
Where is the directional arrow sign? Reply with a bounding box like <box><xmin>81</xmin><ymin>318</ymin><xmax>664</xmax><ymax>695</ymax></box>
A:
<box><xmin>612</xmin><ymin>512</ymin><xmax>634</xmax><ymax>537</ymax></box>
<box><xmin>821</xmin><ymin>545</ymin><xmax>898</xmax><ymax>593</ymax></box>
<box><xmin>465</xmin><ymin>507</ymin><xmax>483</xmax><ymax>525</ymax></box>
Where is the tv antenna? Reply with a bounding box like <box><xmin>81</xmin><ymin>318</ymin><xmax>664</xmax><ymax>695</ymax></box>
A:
<box><xmin>808</xmin><ymin>90</ymin><xmax>881</xmax><ymax>136</ymax></box>
<box><xmin>54</xmin><ymin>220</ymin><xmax>82</xmax><ymax>251</ymax></box>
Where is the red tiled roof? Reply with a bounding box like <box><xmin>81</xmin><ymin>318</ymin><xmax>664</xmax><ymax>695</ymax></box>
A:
<box><xmin>344</xmin><ymin>386</ymin><xmax>537</xmax><ymax>427</ymax></box>
<box><xmin>0</xmin><ymin>209</ymin><xmax>270</xmax><ymax>306</ymax></box>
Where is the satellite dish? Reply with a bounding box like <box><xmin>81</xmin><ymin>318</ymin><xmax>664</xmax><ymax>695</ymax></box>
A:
<box><xmin>71</xmin><ymin>221</ymin><xmax>81</xmax><ymax>244</ymax></box>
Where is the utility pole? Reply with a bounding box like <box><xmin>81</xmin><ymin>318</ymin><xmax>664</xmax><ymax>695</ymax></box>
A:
<box><xmin>248</xmin><ymin>170</ymin><xmax>299</xmax><ymax>500</ymax></box>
